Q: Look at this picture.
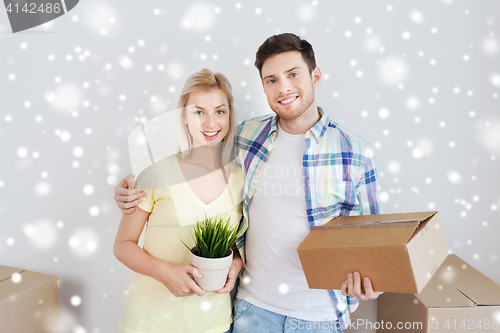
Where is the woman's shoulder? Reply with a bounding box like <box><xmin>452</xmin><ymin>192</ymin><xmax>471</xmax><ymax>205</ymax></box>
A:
<box><xmin>136</xmin><ymin>155</ymin><xmax>178</xmax><ymax>190</ymax></box>
<box><xmin>227</xmin><ymin>163</ymin><xmax>244</xmax><ymax>192</ymax></box>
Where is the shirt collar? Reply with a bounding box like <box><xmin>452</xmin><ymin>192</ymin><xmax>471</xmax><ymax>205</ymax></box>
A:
<box><xmin>309</xmin><ymin>107</ymin><xmax>330</xmax><ymax>143</ymax></box>
<box><xmin>269</xmin><ymin>113</ymin><xmax>278</xmax><ymax>141</ymax></box>
<box><xmin>270</xmin><ymin>106</ymin><xmax>330</xmax><ymax>143</ymax></box>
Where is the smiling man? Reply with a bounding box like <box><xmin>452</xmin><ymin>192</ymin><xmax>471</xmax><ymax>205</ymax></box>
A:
<box><xmin>259</xmin><ymin>50</ymin><xmax>321</xmax><ymax>134</ymax></box>
<box><xmin>114</xmin><ymin>33</ymin><xmax>382</xmax><ymax>333</ymax></box>
<box><xmin>230</xmin><ymin>33</ymin><xmax>382</xmax><ymax>333</ymax></box>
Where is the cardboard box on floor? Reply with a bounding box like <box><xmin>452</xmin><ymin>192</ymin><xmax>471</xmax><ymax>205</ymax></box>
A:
<box><xmin>0</xmin><ymin>265</ymin><xmax>59</xmax><ymax>333</ymax></box>
<box><xmin>377</xmin><ymin>254</ymin><xmax>500</xmax><ymax>332</ymax></box>
<box><xmin>297</xmin><ymin>211</ymin><xmax>449</xmax><ymax>294</ymax></box>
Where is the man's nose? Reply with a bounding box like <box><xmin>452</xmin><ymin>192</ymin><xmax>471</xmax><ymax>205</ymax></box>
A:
<box><xmin>278</xmin><ymin>79</ymin><xmax>292</xmax><ymax>95</ymax></box>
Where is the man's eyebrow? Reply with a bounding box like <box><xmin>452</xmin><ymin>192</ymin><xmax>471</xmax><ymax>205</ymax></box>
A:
<box><xmin>286</xmin><ymin>66</ymin><xmax>301</xmax><ymax>73</ymax></box>
<box><xmin>262</xmin><ymin>74</ymin><xmax>275</xmax><ymax>81</ymax></box>
<box><xmin>262</xmin><ymin>66</ymin><xmax>303</xmax><ymax>81</ymax></box>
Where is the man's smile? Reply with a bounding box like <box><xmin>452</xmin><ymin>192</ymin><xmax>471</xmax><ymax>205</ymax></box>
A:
<box><xmin>278</xmin><ymin>95</ymin><xmax>299</xmax><ymax>106</ymax></box>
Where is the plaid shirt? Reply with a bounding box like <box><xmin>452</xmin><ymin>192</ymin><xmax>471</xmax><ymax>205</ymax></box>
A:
<box><xmin>234</xmin><ymin>108</ymin><xmax>380</xmax><ymax>330</ymax></box>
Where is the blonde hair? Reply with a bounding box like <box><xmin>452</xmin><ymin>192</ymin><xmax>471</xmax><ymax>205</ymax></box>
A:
<box><xmin>177</xmin><ymin>68</ymin><xmax>237</xmax><ymax>168</ymax></box>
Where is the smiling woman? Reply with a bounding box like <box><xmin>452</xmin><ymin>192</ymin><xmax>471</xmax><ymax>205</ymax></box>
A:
<box><xmin>183</xmin><ymin>90</ymin><xmax>230</xmax><ymax>147</ymax></box>
<box><xmin>177</xmin><ymin>69</ymin><xmax>237</xmax><ymax>169</ymax></box>
<box><xmin>113</xmin><ymin>68</ymin><xmax>244</xmax><ymax>333</ymax></box>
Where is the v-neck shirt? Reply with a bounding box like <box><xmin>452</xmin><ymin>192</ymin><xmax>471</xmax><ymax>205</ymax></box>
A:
<box><xmin>118</xmin><ymin>155</ymin><xmax>244</xmax><ymax>333</ymax></box>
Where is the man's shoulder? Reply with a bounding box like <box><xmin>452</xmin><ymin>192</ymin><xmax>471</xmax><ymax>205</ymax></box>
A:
<box><xmin>237</xmin><ymin>113</ymin><xmax>275</xmax><ymax>136</ymax></box>
<box><xmin>326</xmin><ymin>121</ymin><xmax>372</xmax><ymax>153</ymax></box>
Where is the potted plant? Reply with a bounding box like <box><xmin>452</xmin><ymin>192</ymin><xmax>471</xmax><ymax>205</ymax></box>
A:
<box><xmin>183</xmin><ymin>214</ymin><xmax>238</xmax><ymax>291</ymax></box>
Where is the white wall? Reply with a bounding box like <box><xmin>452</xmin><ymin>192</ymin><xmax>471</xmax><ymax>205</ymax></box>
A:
<box><xmin>1</xmin><ymin>1</ymin><xmax>499</xmax><ymax>332</ymax></box>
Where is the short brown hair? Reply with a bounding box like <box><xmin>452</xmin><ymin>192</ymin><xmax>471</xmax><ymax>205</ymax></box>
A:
<box><xmin>255</xmin><ymin>33</ymin><xmax>317</xmax><ymax>78</ymax></box>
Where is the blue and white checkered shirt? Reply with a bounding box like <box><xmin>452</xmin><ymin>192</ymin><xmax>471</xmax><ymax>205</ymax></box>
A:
<box><xmin>234</xmin><ymin>108</ymin><xmax>381</xmax><ymax>330</ymax></box>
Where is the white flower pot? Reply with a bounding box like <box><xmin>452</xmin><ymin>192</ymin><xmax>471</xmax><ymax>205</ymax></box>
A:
<box><xmin>190</xmin><ymin>249</ymin><xmax>233</xmax><ymax>291</ymax></box>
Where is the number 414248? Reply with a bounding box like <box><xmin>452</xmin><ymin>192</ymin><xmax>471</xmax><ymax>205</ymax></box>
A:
<box><xmin>6</xmin><ymin>2</ymin><xmax>61</xmax><ymax>14</ymax></box>
<box><xmin>443</xmin><ymin>319</ymin><xmax>499</xmax><ymax>330</ymax></box>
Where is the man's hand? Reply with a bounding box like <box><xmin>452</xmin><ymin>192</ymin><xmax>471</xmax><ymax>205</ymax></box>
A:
<box><xmin>113</xmin><ymin>174</ymin><xmax>145</xmax><ymax>214</ymax></box>
<box><xmin>215</xmin><ymin>254</ymin><xmax>243</xmax><ymax>294</ymax></box>
<box><xmin>156</xmin><ymin>262</ymin><xmax>207</xmax><ymax>297</ymax></box>
<box><xmin>341</xmin><ymin>271</ymin><xmax>383</xmax><ymax>301</ymax></box>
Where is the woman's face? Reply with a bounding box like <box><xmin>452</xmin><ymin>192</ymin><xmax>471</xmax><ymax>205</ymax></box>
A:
<box><xmin>183</xmin><ymin>88</ymin><xmax>230</xmax><ymax>148</ymax></box>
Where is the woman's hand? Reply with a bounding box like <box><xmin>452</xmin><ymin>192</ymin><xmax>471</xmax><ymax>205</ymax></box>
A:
<box><xmin>215</xmin><ymin>251</ymin><xmax>244</xmax><ymax>294</ymax></box>
<box><xmin>114</xmin><ymin>209</ymin><xmax>206</xmax><ymax>298</ymax></box>
<box><xmin>156</xmin><ymin>262</ymin><xmax>207</xmax><ymax>297</ymax></box>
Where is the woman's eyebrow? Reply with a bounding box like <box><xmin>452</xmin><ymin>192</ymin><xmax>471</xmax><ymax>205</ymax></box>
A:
<box><xmin>195</xmin><ymin>104</ymin><xmax>226</xmax><ymax>110</ymax></box>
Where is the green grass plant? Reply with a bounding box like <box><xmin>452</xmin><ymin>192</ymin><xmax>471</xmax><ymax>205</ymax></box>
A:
<box><xmin>182</xmin><ymin>214</ymin><xmax>238</xmax><ymax>259</ymax></box>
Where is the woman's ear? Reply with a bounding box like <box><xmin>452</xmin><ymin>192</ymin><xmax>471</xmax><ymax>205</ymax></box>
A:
<box><xmin>181</xmin><ymin>106</ymin><xmax>188</xmax><ymax>124</ymax></box>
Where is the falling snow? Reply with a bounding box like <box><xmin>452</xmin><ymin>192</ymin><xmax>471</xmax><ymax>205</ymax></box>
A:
<box><xmin>377</xmin><ymin>56</ymin><xmax>409</xmax><ymax>85</ymax></box>
<box><xmin>12</xmin><ymin>273</ymin><xmax>22</xmax><ymax>283</ymax></box>
<box><xmin>70</xmin><ymin>295</ymin><xmax>82</xmax><ymax>307</ymax></box>
<box><xmin>2</xmin><ymin>2</ymin><xmax>499</xmax><ymax>332</ymax></box>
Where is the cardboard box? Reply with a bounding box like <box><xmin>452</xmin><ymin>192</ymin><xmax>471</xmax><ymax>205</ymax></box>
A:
<box><xmin>297</xmin><ymin>211</ymin><xmax>449</xmax><ymax>293</ymax></box>
<box><xmin>0</xmin><ymin>265</ymin><xmax>59</xmax><ymax>333</ymax></box>
<box><xmin>377</xmin><ymin>254</ymin><xmax>500</xmax><ymax>332</ymax></box>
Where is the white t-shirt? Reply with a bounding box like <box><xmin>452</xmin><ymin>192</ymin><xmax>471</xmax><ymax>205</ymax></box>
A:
<box><xmin>237</xmin><ymin>123</ymin><xmax>338</xmax><ymax>321</ymax></box>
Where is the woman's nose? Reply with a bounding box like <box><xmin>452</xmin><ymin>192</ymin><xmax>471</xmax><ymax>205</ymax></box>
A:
<box><xmin>203</xmin><ymin>114</ymin><xmax>216</xmax><ymax>128</ymax></box>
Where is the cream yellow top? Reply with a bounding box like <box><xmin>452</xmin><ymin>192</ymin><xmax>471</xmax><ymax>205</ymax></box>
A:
<box><xmin>119</xmin><ymin>155</ymin><xmax>243</xmax><ymax>333</ymax></box>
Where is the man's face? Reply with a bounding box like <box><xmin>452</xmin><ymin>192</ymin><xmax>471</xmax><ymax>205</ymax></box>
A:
<box><xmin>260</xmin><ymin>51</ymin><xmax>321</xmax><ymax>121</ymax></box>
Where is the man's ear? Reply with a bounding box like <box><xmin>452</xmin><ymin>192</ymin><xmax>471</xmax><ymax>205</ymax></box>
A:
<box><xmin>312</xmin><ymin>67</ymin><xmax>322</xmax><ymax>88</ymax></box>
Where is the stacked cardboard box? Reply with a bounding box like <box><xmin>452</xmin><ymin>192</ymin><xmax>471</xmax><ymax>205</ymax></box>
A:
<box><xmin>0</xmin><ymin>265</ymin><xmax>59</xmax><ymax>333</ymax></box>
<box><xmin>377</xmin><ymin>254</ymin><xmax>500</xmax><ymax>332</ymax></box>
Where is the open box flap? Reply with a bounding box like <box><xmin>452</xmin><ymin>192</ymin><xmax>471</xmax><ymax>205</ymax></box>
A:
<box><xmin>302</xmin><ymin>223</ymin><xmax>420</xmax><ymax>248</ymax></box>
<box><xmin>417</xmin><ymin>254</ymin><xmax>500</xmax><ymax>307</ymax></box>
<box><xmin>445</xmin><ymin>255</ymin><xmax>500</xmax><ymax>306</ymax></box>
<box><xmin>325</xmin><ymin>211</ymin><xmax>437</xmax><ymax>227</ymax></box>
<box><xmin>309</xmin><ymin>212</ymin><xmax>439</xmax><ymax>248</ymax></box>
